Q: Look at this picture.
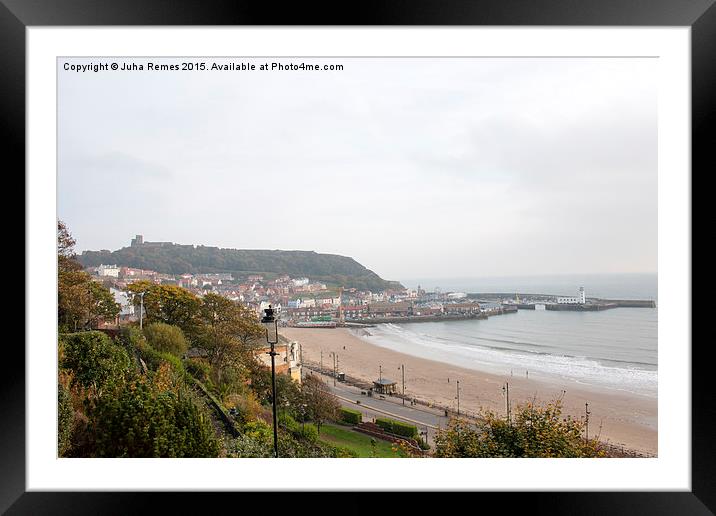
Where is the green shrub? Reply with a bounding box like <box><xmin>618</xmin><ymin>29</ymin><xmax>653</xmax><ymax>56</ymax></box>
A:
<box><xmin>333</xmin><ymin>446</ymin><xmax>360</xmax><ymax>458</ymax></box>
<box><xmin>143</xmin><ymin>322</ymin><xmax>189</xmax><ymax>357</ymax></box>
<box><xmin>280</xmin><ymin>414</ymin><xmax>319</xmax><ymax>443</ymax></box>
<box><xmin>298</xmin><ymin>423</ymin><xmax>319</xmax><ymax>443</ymax></box>
<box><xmin>60</xmin><ymin>331</ymin><xmax>132</xmax><ymax>396</ymax></box>
<box><xmin>129</xmin><ymin>330</ymin><xmax>186</xmax><ymax>377</ymax></box>
<box><xmin>185</xmin><ymin>358</ymin><xmax>211</xmax><ymax>382</ymax></box>
<box><xmin>58</xmin><ymin>383</ymin><xmax>74</xmax><ymax>456</ymax></box>
<box><xmin>242</xmin><ymin>420</ymin><xmax>273</xmax><ymax>443</ymax></box>
<box><xmin>391</xmin><ymin>420</ymin><xmax>419</xmax><ymax>439</ymax></box>
<box><xmin>375</xmin><ymin>417</ymin><xmax>418</xmax><ymax>439</ymax></box>
<box><xmin>279</xmin><ymin>413</ymin><xmax>298</xmax><ymax>431</ymax></box>
<box><xmin>340</xmin><ymin>407</ymin><xmax>362</xmax><ymax>425</ymax></box>
<box><xmin>375</xmin><ymin>417</ymin><xmax>393</xmax><ymax>432</ymax></box>
<box><xmin>90</xmin><ymin>381</ymin><xmax>219</xmax><ymax>457</ymax></box>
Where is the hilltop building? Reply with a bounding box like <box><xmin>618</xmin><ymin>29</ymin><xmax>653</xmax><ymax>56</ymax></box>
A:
<box><xmin>130</xmin><ymin>234</ymin><xmax>172</xmax><ymax>248</ymax></box>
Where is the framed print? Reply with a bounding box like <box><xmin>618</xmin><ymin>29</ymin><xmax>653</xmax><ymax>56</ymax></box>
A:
<box><xmin>6</xmin><ymin>0</ymin><xmax>711</xmax><ymax>512</ymax></box>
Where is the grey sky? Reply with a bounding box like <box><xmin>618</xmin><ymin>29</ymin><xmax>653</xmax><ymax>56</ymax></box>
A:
<box><xmin>58</xmin><ymin>57</ymin><xmax>657</xmax><ymax>281</ymax></box>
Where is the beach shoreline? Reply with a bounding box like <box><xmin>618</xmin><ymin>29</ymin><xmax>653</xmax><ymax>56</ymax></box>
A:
<box><xmin>282</xmin><ymin>326</ymin><xmax>657</xmax><ymax>456</ymax></box>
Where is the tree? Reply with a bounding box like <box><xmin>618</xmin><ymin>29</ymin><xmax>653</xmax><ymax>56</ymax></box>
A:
<box><xmin>87</xmin><ymin>280</ymin><xmax>121</xmax><ymax>326</ymax></box>
<box><xmin>300</xmin><ymin>375</ymin><xmax>340</xmax><ymax>435</ymax></box>
<box><xmin>127</xmin><ymin>282</ymin><xmax>201</xmax><ymax>336</ymax></box>
<box><xmin>57</xmin><ymin>221</ymin><xmax>119</xmax><ymax>331</ymax></box>
<box><xmin>58</xmin><ymin>220</ymin><xmax>83</xmax><ymax>274</ymax></box>
<box><xmin>195</xmin><ymin>293</ymin><xmax>263</xmax><ymax>384</ymax></box>
<box><xmin>143</xmin><ymin>322</ymin><xmax>189</xmax><ymax>357</ymax></box>
<box><xmin>433</xmin><ymin>399</ymin><xmax>606</xmax><ymax>458</ymax></box>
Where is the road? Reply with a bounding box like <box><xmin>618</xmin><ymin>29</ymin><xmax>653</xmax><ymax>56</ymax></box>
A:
<box><xmin>303</xmin><ymin>367</ymin><xmax>451</xmax><ymax>445</ymax></box>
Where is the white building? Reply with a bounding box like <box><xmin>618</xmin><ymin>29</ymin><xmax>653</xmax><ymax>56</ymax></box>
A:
<box><xmin>557</xmin><ymin>286</ymin><xmax>586</xmax><ymax>304</ymax></box>
<box><xmin>292</xmin><ymin>277</ymin><xmax>309</xmax><ymax>287</ymax></box>
<box><xmin>97</xmin><ymin>264</ymin><xmax>120</xmax><ymax>277</ymax></box>
<box><xmin>259</xmin><ymin>301</ymin><xmax>282</xmax><ymax>316</ymax></box>
<box><xmin>447</xmin><ymin>292</ymin><xmax>467</xmax><ymax>299</ymax></box>
<box><xmin>110</xmin><ymin>287</ymin><xmax>135</xmax><ymax>317</ymax></box>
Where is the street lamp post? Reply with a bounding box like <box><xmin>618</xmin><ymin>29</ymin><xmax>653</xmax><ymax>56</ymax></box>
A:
<box><xmin>261</xmin><ymin>304</ymin><xmax>280</xmax><ymax>458</ymax></box>
<box><xmin>503</xmin><ymin>382</ymin><xmax>511</xmax><ymax>425</ymax></box>
<box><xmin>456</xmin><ymin>380</ymin><xmax>461</xmax><ymax>416</ymax></box>
<box><xmin>331</xmin><ymin>352</ymin><xmax>337</xmax><ymax>387</ymax></box>
<box><xmin>400</xmin><ymin>364</ymin><xmax>405</xmax><ymax>406</ymax></box>
<box><xmin>138</xmin><ymin>291</ymin><xmax>146</xmax><ymax>330</ymax></box>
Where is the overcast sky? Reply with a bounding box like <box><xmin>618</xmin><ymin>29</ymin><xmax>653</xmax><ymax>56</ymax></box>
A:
<box><xmin>58</xmin><ymin>57</ymin><xmax>656</xmax><ymax>282</ymax></box>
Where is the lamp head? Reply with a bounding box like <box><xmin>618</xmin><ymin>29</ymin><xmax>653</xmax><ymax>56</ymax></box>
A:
<box><xmin>261</xmin><ymin>304</ymin><xmax>279</xmax><ymax>344</ymax></box>
<box><xmin>261</xmin><ymin>305</ymin><xmax>275</xmax><ymax>323</ymax></box>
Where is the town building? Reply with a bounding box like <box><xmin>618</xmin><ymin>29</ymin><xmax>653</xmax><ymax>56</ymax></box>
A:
<box><xmin>110</xmin><ymin>287</ymin><xmax>134</xmax><ymax>317</ymax></box>
<box><xmin>557</xmin><ymin>287</ymin><xmax>586</xmax><ymax>304</ymax></box>
<box><xmin>254</xmin><ymin>341</ymin><xmax>302</xmax><ymax>383</ymax></box>
<box><xmin>97</xmin><ymin>264</ymin><xmax>120</xmax><ymax>277</ymax></box>
<box><xmin>367</xmin><ymin>301</ymin><xmax>412</xmax><ymax>317</ymax></box>
<box><xmin>443</xmin><ymin>302</ymin><xmax>481</xmax><ymax>315</ymax></box>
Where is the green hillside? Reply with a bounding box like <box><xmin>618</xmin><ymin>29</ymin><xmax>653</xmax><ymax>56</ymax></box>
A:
<box><xmin>78</xmin><ymin>243</ymin><xmax>403</xmax><ymax>292</ymax></box>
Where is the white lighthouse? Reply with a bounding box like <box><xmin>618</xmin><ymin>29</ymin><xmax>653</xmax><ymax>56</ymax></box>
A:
<box><xmin>578</xmin><ymin>286</ymin><xmax>586</xmax><ymax>304</ymax></box>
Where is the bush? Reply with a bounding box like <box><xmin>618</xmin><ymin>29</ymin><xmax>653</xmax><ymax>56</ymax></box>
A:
<box><xmin>127</xmin><ymin>328</ymin><xmax>186</xmax><ymax>378</ymax></box>
<box><xmin>143</xmin><ymin>322</ymin><xmax>189</xmax><ymax>357</ymax></box>
<box><xmin>433</xmin><ymin>399</ymin><xmax>606</xmax><ymax>458</ymax></box>
<box><xmin>332</xmin><ymin>446</ymin><xmax>360</xmax><ymax>458</ymax></box>
<box><xmin>279</xmin><ymin>413</ymin><xmax>300</xmax><ymax>432</ymax></box>
<box><xmin>60</xmin><ymin>331</ymin><xmax>132</xmax><ymax>396</ymax></box>
<box><xmin>391</xmin><ymin>420</ymin><xmax>419</xmax><ymax>439</ymax></box>
<box><xmin>242</xmin><ymin>420</ymin><xmax>273</xmax><ymax>443</ymax></box>
<box><xmin>226</xmin><ymin>391</ymin><xmax>262</xmax><ymax>424</ymax></box>
<box><xmin>185</xmin><ymin>358</ymin><xmax>211</xmax><ymax>382</ymax></box>
<box><xmin>89</xmin><ymin>381</ymin><xmax>219</xmax><ymax>457</ymax></box>
<box><xmin>58</xmin><ymin>383</ymin><xmax>74</xmax><ymax>456</ymax></box>
<box><xmin>227</xmin><ymin>433</ymin><xmax>273</xmax><ymax>458</ymax></box>
<box><xmin>340</xmin><ymin>407</ymin><xmax>362</xmax><ymax>425</ymax></box>
<box><xmin>297</xmin><ymin>423</ymin><xmax>319</xmax><ymax>443</ymax></box>
<box><xmin>375</xmin><ymin>417</ymin><xmax>418</xmax><ymax>439</ymax></box>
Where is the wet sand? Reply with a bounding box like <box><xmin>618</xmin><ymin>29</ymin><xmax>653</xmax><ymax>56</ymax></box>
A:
<box><xmin>283</xmin><ymin>326</ymin><xmax>657</xmax><ymax>455</ymax></box>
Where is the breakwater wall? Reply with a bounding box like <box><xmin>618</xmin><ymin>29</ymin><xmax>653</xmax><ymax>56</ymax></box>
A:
<box><xmin>602</xmin><ymin>299</ymin><xmax>656</xmax><ymax>308</ymax></box>
<box><xmin>346</xmin><ymin>313</ymin><xmax>487</xmax><ymax>325</ymax></box>
<box><xmin>466</xmin><ymin>293</ymin><xmax>656</xmax><ymax>309</ymax></box>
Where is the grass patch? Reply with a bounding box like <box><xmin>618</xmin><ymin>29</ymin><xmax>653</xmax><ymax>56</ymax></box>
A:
<box><xmin>318</xmin><ymin>424</ymin><xmax>407</xmax><ymax>458</ymax></box>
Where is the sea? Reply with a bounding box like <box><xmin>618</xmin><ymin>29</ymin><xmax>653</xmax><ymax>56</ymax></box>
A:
<box><xmin>355</xmin><ymin>274</ymin><xmax>658</xmax><ymax>398</ymax></box>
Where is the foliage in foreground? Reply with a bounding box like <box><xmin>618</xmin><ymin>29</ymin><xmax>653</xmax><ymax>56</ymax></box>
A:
<box><xmin>434</xmin><ymin>400</ymin><xmax>606</xmax><ymax>458</ymax></box>
<box><xmin>59</xmin><ymin>330</ymin><xmax>219</xmax><ymax>458</ymax></box>
<box><xmin>60</xmin><ymin>331</ymin><xmax>132</xmax><ymax>398</ymax></box>
<box><xmin>226</xmin><ymin>419</ymin><xmax>357</xmax><ymax>458</ymax></box>
<box><xmin>89</xmin><ymin>380</ymin><xmax>219</xmax><ymax>457</ymax></box>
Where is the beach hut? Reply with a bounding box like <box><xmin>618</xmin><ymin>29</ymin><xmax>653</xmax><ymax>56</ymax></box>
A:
<box><xmin>373</xmin><ymin>378</ymin><xmax>397</xmax><ymax>395</ymax></box>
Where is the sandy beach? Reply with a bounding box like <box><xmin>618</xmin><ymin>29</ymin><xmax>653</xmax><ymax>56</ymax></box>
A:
<box><xmin>282</xmin><ymin>326</ymin><xmax>657</xmax><ymax>455</ymax></box>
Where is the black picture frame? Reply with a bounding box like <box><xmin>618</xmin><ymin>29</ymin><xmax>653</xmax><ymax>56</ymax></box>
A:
<box><xmin>5</xmin><ymin>0</ymin><xmax>710</xmax><ymax>513</ymax></box>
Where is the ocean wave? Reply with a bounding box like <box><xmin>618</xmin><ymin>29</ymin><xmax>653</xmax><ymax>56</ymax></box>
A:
<box><xmin>353</xmin><ymin>322</ymin><xmax>657</xmax><ymax>398</ymax></box>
